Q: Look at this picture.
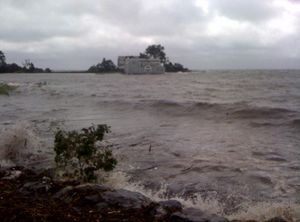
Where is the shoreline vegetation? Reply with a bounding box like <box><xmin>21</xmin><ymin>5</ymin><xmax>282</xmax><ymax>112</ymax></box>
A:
<box><xmin>0</xmin><ymin>44</ymin><xmax>189</xmax><ymax>74</ymax></box>
<box><xmin>0</xmin><ymin>125</ymin><xmax>292</xmax><ymax>222</ymax></box>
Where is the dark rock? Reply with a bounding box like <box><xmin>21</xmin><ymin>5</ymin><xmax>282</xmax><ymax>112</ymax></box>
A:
<box><xmin>171</xmin><ymin>207</ymin><xmax>229</xmax><ymax>222</ymax></box>
<box><xmin>53</xmin><ymin>185</ymin><xmax>75</xmax><ymax>200</ymax></box>
<box><xmin>84</xmin><ymin>194</ymin><xmax>102</xmax><ymax>204</ymax></box>
<box><xmin>20</xmin><ymin>179</ymin><xmax>53</xmax><ymax>194</ymax></box>
<box><xmin>230</xmin><ymin>220</ymin><xmax>258</xmax><ymax>222</ymax></box>
<box><xmin>95</xmin><ymin>202</ymin><xmax>109</xmax><ymax>210</ymax></box>
<box><xmin>0</xmin><ymin>168</ymin><xmax>8</xmax><ymax>178</ymax></box>
<box><xmin>75</xmin><ymin>183</ymin><xmax>111</xmax><ymax>192</ymax></box>
<box><xmin>154</xmin><ymin>206</ymin><xmax>168</xmax><ymax>221</ymax></box>
<box><xmin>159</xmin><ymin>200</ymin><xmax>182</xmax><ymax>213</ymax></box>
<box><xmin>1</xmin><ymin>168</ymin><xmax>23</xmax><ymax>180</ymax></box>
<box><xmin>54</xmin><ymin>184</ymin><xmax>110</xmax><ymax>205</ymax></box>
<box><xmin>55</xmin><ymin>184</ymin><xmax>153</xmax><ymax>211</ymax></box>
<box><xmin>264</xmin><ymin>217</ymin><xmax>287</xmax><ymax>222</ymax></box>
<box><xmin>101</xmin><ymin>189</ymin><xmax>153</xmax><ymax>210</ymax></box>
<box><xmin>154</xmin><ymin>200</ymin><xmax>182</xmax><ymax>221</ymax></box>
<box><xmin>1</xmin><ymin>166</ymin><xmax>236</xmax><ymax>222</ymax></box>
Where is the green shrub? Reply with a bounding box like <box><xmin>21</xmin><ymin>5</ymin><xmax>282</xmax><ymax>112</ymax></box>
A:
<box><xmin>54</xmin><ymin>125</ymin><xmax>117</xmax><ymax>182</ymax></box>
<box><xmin>0</xmin><ymin>83</ymin><xmax>17</xmax><ymax>95</ymax></box>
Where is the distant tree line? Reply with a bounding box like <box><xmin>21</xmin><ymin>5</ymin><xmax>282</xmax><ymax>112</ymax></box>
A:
<box><xmin>0</xmin><ymin>50</ymin><xmax>52</xmax><ymax>73</ymax></box>
<box><xmin>2</xmin><ymin>45</ymin><xmax>189</xmax><ymax>74</ymax></box>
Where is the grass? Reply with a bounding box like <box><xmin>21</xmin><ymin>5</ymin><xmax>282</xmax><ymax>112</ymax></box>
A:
<box><xmin>0</xmin><ymin>83</ymin><xmax>17</xmax><ymax>95</ymax></box>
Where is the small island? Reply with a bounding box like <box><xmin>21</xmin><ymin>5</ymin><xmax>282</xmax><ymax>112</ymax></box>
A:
<box><xmin>87</xmin><ymin>44</ymin><xmax>190</xmax><ymax>74</ymax></box>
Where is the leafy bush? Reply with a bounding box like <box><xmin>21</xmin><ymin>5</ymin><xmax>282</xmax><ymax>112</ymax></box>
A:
<box><xmin>0</xmin><ymin>83</ymin><xmax>17</xmax><ymax>95</ymax></box>
<box><xmin>54</xmin><ymin>125</ymin><xmax>117</xmax><ymax>182</ymax></box>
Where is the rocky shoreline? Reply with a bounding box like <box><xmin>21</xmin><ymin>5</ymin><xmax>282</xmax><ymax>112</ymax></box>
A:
<box><xmin>0</xmin><ymin>167</ymin><xmax>287</xmax><ymax>222</ymax></box>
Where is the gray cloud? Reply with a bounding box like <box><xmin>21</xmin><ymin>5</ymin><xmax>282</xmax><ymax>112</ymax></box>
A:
<box><xmin>208</xmin><ymin>0</ymin><xmax>280</xmax><ymax>22</ymax></box>
<box><xmin>0</xmin><ymin>0</ymin><xmax>299</xmax><ymax>69</ymax></box>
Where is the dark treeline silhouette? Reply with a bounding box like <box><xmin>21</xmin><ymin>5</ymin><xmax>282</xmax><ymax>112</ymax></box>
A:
<box><xmin>87</xmin><ymin>58</ymin><xmax>119</xmax><ymax>73</ymax></box>
<box><xmin>2</xmin><ymin>45</ymin><xmax>189</xmax><ymax>74</ymax></box>
<box><xmin>164</xmin><ymin>62</ymin><xmax>189</xmax><ymax>72</ymax></box>
<box><xmin>0</xmin><ymin>51</ymin><xmax>52</xmax><ymax>73</ymax></box>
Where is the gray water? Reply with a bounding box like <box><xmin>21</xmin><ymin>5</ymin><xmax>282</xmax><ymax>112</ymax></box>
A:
<box><xmin>1</xmin><ymin>70</ymin><xmax>300</xmax><ymax>219</ymax></box>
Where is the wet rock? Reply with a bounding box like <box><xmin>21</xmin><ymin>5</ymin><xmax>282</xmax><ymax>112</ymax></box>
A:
<box><xmin>264</xmin><ymin>217</ymin><xmax>287</xmax><ymax>222</ymax></box>
<box><xmin>55</xmin><ymin>184</ymin><xmax>153</xmax><ymax>211</ymax></box>
<box><xmin>230</xmin><ymin>220</ymin><xmax>257</xmax><ymax>222</ymax></box>
<box><xmin>20</xmin><ymin>181</ymin><xmax>49</xmax><ymax>193</ymax></box>
<box><xmin>53</xmin><ymin>185</ymin><xmax>75</xmax><ymax>202</ymax></box>
<box><xmin>0</xmin><ymin>170</ymin><xmax>5</xmax><ymax>178</ymax></box>
<box><xmin>95</xmin><ymin>202</ymin><xmax>109</xmax><ymax>210</ymax></box>
<box><xmin>75</xmin><ymin>183</ymin><xmax>112</xmax><ymax>193</ymax></box>
<box><xmin>154</xmin><ymin>206</ymin><xmax>168</xmax><ymax>221</ymax></box>
<box><xmin>159</xmin><ymin>200</ymin><xmax>182</xmax><ymax>213</ymax></box>
<box><xmin>171</xmin><ymin>207</ymin><xmax>229</xmax><ymax>222</ymax></box>
<box><xmin>230</xmin><ymin>218</ymin><xmax>287</xmax><ymax>222</ymax></box>
<box><xmin>20</xmin><ymin>176</ymin><xmax>54</xmax><ymax>194</ymax></box>
<box><xmin>54</xmin><ymin>184</ymin><xmax>111</xmax><ymax>205</ymax></box>
<box><xmin>1</xmin><ymin>168</ymin><xmax>23</xmax><ymax>180</ymax></box>
<box><xmin>153</xmin><ymin>200</ymin><xmax>183</xmax><ymax>221</ymax></box>
<box><xmin>0</xmin><ymin>167</ymin><xmax>235</xmax><ymax>222</ymax></box>
<box><xmin>101</xmin><ymin>189</ymin><xmax>153</xmax><ymax>210</ymax></box>
<box><xmin>84</xmin><ymin>194</ymin><xmax>102</xmax><ymax>204</ymax></box>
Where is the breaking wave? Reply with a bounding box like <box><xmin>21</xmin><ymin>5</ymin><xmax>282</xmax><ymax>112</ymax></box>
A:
<box><xmin>100</xmin><ymin>99</ymin><xmax>298</xmax><ymax>120</ymax></box>
<box><xmin>231</xmin><ymin>107</ymin><xmax>294</xmax><ymax>119</ymax></box>
<box><xmin>104</xmin><ymin>171</ymin><xmax>300</xmax><ymax>221</ymax></box>
<box><xmin>0</xmin><ymin>122</ymin><xmax>50</xmax><ymax>168</ymax></box>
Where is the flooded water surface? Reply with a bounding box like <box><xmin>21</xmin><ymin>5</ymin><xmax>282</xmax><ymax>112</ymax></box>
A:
<box><xmin>1</xmin><ymin>70</ymin><xmax>300</xmax><ymax>219</ymax></box>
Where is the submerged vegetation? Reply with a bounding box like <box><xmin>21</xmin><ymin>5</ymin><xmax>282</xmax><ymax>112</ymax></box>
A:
<box><xmin>0</xmin><ymin>82</ymin><xmax>17</xmax><ymax>95</ymax></box>
<box><xmin>54</xmin><ymin>124</ymin><xmax>117</xmax><ymax>182</ymax></box>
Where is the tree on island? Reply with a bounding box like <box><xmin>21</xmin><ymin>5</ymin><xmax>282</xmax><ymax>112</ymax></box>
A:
<box><xmin>140</xmin><ymin>44</ymin><xmax>189</xmax><ymax>72</ymax></box>
<box><xmin>142</xmin><ymin>44</ymin><xmax>167</xmax><ymax>64</ymax></box>
<box><xmin>87</xmin><ymin>58</ymin><xmax>118</xmax><ymax>73</ymax></box>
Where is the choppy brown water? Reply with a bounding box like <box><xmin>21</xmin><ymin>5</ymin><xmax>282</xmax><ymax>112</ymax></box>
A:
<box><xmin>1</xmin><ymin>70</ymin><xmax>300</xmax><ymax>220</ymax></box>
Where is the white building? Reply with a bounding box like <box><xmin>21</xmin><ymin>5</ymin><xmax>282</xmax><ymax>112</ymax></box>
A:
<box><xmin>118</xmin><ymin>56</ymin><xmax>165</xmax><ymax>74</ymax></box>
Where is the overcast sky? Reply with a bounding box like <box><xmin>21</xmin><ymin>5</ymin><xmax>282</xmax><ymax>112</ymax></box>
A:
<box><xmin>0</xmin><ymin>0</ymin><xmax>300</xmax><ymax>70</ymax></box>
